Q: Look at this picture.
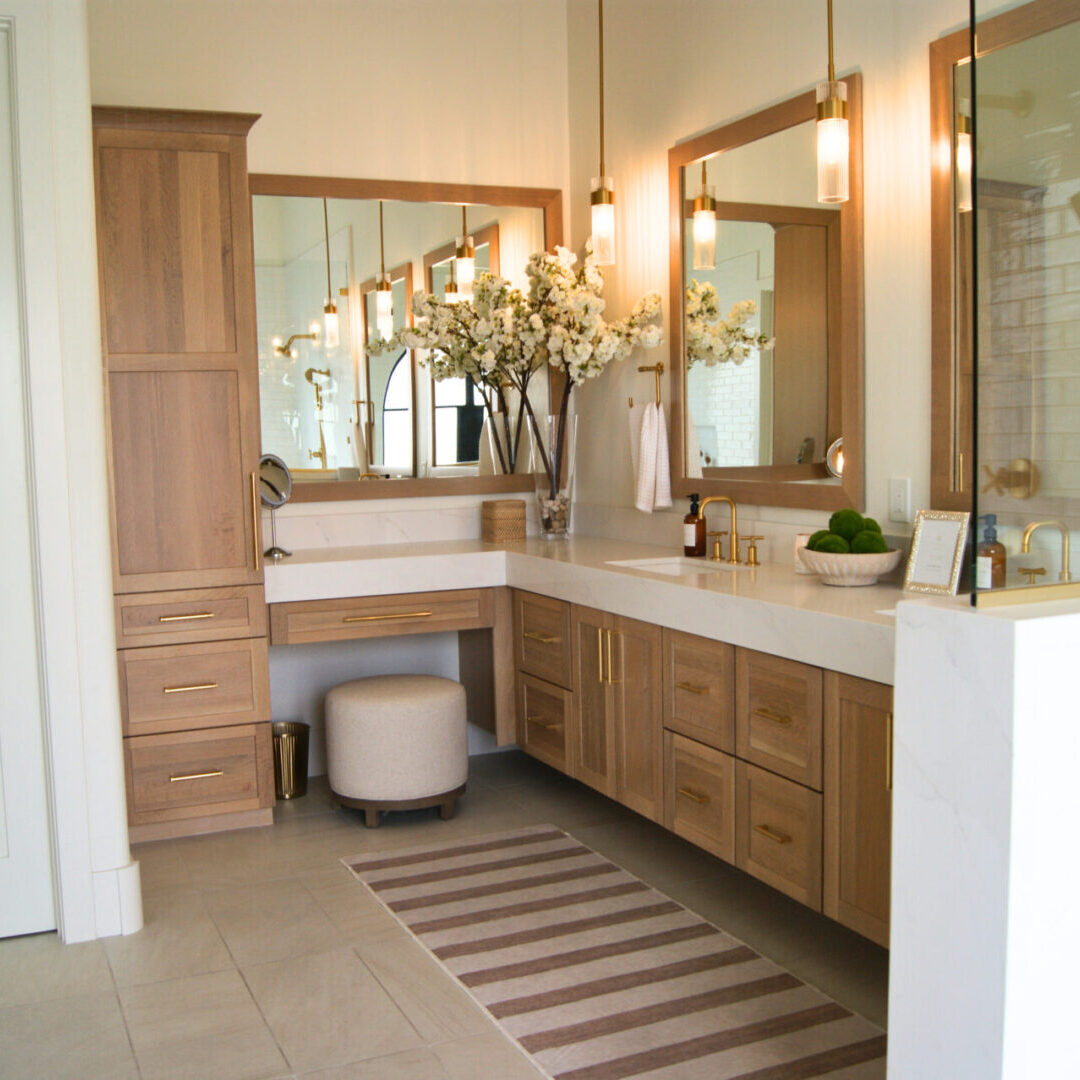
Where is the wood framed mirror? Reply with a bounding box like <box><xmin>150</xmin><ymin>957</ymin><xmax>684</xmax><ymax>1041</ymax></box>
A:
<box><xmin>668</xmin><ymin>74</ymin><xmax>864</xmax><ymax>511</ymax></box>
<box><xmin>249</xmin><ymin>175</ymin><xmax>562</xmax><ymax>502</ymax></box>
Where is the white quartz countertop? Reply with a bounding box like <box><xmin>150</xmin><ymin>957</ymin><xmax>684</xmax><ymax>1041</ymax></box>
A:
<box><xmin>263</xmin><ymin>536</ymin><xmax>934</xmax><ymax>684</ymax></box>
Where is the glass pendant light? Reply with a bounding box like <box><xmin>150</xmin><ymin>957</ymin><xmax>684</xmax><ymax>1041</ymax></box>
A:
<box><xmin>955</xmin><ymin>102</ymin><xmax>973</xmax><ymax>213</ymax></box>
<box><xmin>321</xmin><ymin>199</ymin><xmax>340</xmax><ymax>349</ymax></box>
<box><xmin>590</xmin><ymin>0</ymin><xmax>615</xmax><ymax>265</ymax></box>
<box><xmin>375</xmin><ymin>200</ymin><xmax>393</xmax><ymax>341</ymax></box>
<box><xmin>454</xmin><ymin>205</ymin><xmax>475</xmax><ymax>300</ymax></box>
<box><xmin>692</xmin><ymin>160</ymin><xmax>717</xmax><ymax>270</ymax></box>
<box><xmin>443</xmin><ymin>259</ymin><xmax>461</xmax><ymax>305</ymax></box>
<box><xmin>816</xmin><ymin>0</ymin><xmax>849</xmax><ymax>204</ymax></box>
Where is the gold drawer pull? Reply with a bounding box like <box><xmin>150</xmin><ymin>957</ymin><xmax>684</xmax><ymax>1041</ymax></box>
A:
<box><xmin>158</xmin><ymin>612</ymin><xmax>215</xmax><ymax>623</ymax></box>
<box><xmin>523</xmin><ymin>630</ymin><xmax>560</xmax><ymax>645</ymax></box>
<box><xmin>250</xmin><ymin>472</ymin><xmax>260</xmax><ymax>572</ymax></box>
<box><xmin>342</xmin><ymin>611</ymin><xmax>433</xmax><ymax>623</ymax></box>
<box><xmin>526</xmin><ymin>715</ymin><xmax>563</xmax><ymax>732</ymax></box>
<box><xmin>752</xmin><ymin>707</ymin><xmax>792</xmax><ymax>726</ymax></box>
<box><xmin>677</xmin><ymin>681</ymin><xmax>709</xmax><ymax>696</ymax></box>
<box><xmin>169</xmin><ymin>770</ymin><xmax>224</xmax><ymax>782</ymax></box>
<box><xmin>677</xmin><ymin>786</ymin><xmax>710</xmax><ymax>805</ymax></box>
<box><xmin>163</xmin><ymin>682</ymin><xmax>219</xmax><ymax>695</ymax></box>
<box><xmin>754</xmin><ymin>824</ymin><xmax>792</xmax><ymax>845</ymax></box>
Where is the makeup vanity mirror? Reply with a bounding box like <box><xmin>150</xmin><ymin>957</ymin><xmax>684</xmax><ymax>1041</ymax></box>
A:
<box><xmin>250</xmin><ymin>176</ymin><xmax>562</xmax><ymax>502</ymax></box>
<box><xmin>669</xmin><ymin>75</ymin><xmax>864</xmax><ymax>511</ymax></box>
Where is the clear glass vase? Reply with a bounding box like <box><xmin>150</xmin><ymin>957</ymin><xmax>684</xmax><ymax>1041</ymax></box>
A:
<box><xmin>529</xmin><ymin>415</ymin><xmax>576</xmax><ymax>539</ymax></box>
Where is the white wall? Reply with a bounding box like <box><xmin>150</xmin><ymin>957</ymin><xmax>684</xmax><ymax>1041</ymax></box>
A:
<box><xmin>565</xmin><ymin>0</ymin><xmax>968</xmax><ymax>549</ymax></box>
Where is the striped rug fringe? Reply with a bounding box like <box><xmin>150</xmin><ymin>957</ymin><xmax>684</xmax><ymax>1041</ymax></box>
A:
<box><xmin>343</xmin><ymin>824</ymin><xmax>885</xmax><ymax>1079</ymax></box>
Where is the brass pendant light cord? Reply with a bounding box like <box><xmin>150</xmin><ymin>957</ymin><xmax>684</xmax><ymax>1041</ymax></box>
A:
<box><xmin>701</xmin><ymin>160</ymin><xmax>707</xmax><ymax>188</ymax></box>
<box><xmin>461</xmin><ymin>204</ymin><xmax>467</xmax><ymax>236</ymax></box>
<box><xmin>827</xmin><ymin>0</ymin><xmax>835</xmax><ymax>82</ymax></box>
<box><xmin>322</xmin><ymin>198</ymin><xmax>332</xmax><ymax>300</ymax></box>
<box><xmin>378</xmin><ymin>200</ymin><xmax>386</xmax><ymax>276</ymax></box>
<box><xmin>598</xmin><ymin>0</ymin><xmax>605</xmax><ymax>176</ymax></box>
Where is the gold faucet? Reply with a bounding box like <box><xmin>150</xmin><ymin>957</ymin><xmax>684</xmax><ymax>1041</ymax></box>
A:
<box><xmin>308</xmin><ymin>419</ymin><xmax>328</xmax><ymax>469</ymax></box>
<box><xmin>1021</xmin><ymin>520</ymin><xmax>1071</xmax><ymax>581</ymax></box>
<box><xmin>700</xmin><ymin>495</ymin><xmax>740</xmax><ymax>564</ymax></box>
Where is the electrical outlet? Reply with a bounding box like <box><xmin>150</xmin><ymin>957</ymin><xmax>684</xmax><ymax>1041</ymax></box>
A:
<box><xmin>889</xmin><ymin>477</ymin><xmax>912</xmax><ymax>523</ymax></box>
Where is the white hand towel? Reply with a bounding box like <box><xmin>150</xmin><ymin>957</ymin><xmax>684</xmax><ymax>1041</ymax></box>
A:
<box><xmin>628</xmin><ymin>401</ymin><xmax>643</xmax><ymax>482</ymax></box>
<box><xmin>353</xmin><ymin>420</ymin><xmax>370</xmax><ymax>474</ymax></box>
<box><xmin>635</xmin><ymin>403</ymin><xmax>658</xmax><ymax>513</ymax></box>
<box><xmin>653</xmin><ymin>404</ymin><xmax>672</xmax><ymax>509</ymax></box>
<box><xmin>477</xmin><ymin>414</ymin><xmax>496</xmax><ymax>475</ymax></box>
<box><xmin>685</xmin><ymin>418</ymin><xmax>703</xmax><ymax>479</ymax></box>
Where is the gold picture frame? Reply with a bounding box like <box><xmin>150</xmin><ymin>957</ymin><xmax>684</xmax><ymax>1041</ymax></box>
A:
<box><xmin>904</xmin><ymin>509</ymin><xmax>971</xmax><ymax>595</ymax></box>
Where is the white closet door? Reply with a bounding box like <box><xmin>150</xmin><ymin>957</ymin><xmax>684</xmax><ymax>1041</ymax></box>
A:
<box><xmin>0</xmin><ymin>22</ymin><xmax>57</xmax><ymax>938</ymax></box>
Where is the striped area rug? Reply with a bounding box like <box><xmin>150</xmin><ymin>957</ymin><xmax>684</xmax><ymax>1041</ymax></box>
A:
<box><xmin>343</xmin><ymin>824</ymin><xmax>885</xmax><ymax>1079</ymax></box>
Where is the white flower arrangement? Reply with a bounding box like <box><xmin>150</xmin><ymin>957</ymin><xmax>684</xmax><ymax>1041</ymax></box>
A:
<box><xmin>684</xmin><ymin>279</ymin><xmax>774</xmax><ymax>367</ymax></box>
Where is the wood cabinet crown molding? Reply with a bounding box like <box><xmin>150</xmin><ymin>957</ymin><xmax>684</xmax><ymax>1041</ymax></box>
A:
<box><xmin>92</xmin><ymin>105</ymin><xmax>260</xmax><ymax>136</ymax></box>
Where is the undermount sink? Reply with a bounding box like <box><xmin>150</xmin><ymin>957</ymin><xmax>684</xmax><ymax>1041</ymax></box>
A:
<box><xmin>605</xmin><ymin>556</ymin><xmax>750</xmax><ymax>576</ymax></box>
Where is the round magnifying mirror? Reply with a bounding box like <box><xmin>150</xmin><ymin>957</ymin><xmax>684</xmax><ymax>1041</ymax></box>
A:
<box><xmin>258</xmin><ymin>453</ymin><xmax>292</xmax><ymax>559</ymax></box>
<box><xmin>825</xmin><ymin>437</ymin><xmax>844</xmax><ymax>479</ymax></box>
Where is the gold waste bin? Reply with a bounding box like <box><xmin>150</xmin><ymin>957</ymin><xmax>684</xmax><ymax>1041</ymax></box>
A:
<box><xmin>271</xmin><ymin>721</ymin><xmax>309</xmax><ymax>799</ymax></box>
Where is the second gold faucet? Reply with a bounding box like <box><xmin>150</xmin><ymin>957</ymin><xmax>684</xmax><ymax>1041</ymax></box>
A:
<box><xmin>700</xmin><ymin>495</ymin><xmax>740</xmax><ymax>563</ymax></box>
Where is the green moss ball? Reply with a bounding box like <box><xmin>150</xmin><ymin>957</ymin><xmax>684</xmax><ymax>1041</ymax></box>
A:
<box><xmin>828</xmin><ymin>508</ymin><xmax>865</xmax><ymax>540</ymax></box>
<box><xmin>807</xmin><ymin>529</ymin><xmax>832</xmax><ymax>551</ymax></box>
<box><xmin>851</xmin><ymin>530</ymin><xmax>888</xmax><ymax>554</ymax></box>
<box><xmin>862</xmin><ymin>517</ymin><xmax>882</xmax><ymax>533</ymax></box>
<box><xmin>814</xmin><ymin>533</ymin><xmax>851</xmax><ymax>553</ymax></box>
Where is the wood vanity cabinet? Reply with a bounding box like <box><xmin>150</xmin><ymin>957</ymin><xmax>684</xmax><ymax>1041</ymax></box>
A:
<box><xmin>570</xmin><ymin>606</ymin><xmax>663</xmax><ymax>822</ymax></box>
<box><xmin>823</xmin><ymin>672</ymin><xmax>893</xmax><ymax>948</ymax></box>
<box><xmin>93</xmin><ymin>107</ymin><xmax>274</xmax><ymax>841</ymax></box>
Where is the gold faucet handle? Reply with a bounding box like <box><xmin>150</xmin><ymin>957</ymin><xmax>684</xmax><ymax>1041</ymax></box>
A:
<box><xmin>1019</xmin><ymin>566</ymin><xmax>1046</xmax><ymax>585</ymax></box>
<box><xmin>740</xmin><ymin>535</ymin><xmax>764</xmax><ymax>567</ymax></box>
<box><xmin>706</xmin><ymin>531</ymin><xmax>728</xmax><ymax>562</ymax></box>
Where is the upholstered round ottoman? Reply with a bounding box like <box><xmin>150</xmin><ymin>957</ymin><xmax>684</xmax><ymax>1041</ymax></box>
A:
<box><xmin>325</xmin><ymin>674</ymin><xmax>467</xmax><ymax>827</ymax></box>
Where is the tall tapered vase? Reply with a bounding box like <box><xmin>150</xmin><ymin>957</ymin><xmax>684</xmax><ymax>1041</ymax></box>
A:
<box><xmin>530</xmin><ymin>415</ymin><xmax>576</xmax><ymax>539</ymax></box>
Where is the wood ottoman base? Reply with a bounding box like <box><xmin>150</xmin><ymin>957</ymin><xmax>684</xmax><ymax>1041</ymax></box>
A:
<box><xmin>331</xmin><ymin>782</ymin><xmax>467</xmax><ymax>828</ymax></box>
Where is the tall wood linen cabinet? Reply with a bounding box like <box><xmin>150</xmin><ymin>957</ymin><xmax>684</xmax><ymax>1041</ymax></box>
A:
<box><xmin>92</xmin><ymin>107</ymin><xmax>274</xmax><ymax>842</ymax></box>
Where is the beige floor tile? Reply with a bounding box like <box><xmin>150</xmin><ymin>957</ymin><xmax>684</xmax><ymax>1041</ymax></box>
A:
<box><xmin>0</xmin><ymin>932</ymin><xmax>114</xmax><ymax>1008</ymax></box>
<box><xmin>202</xmin><ymin>878</ymin><xmax>342</xmax><ymax>969</ymax></box>
<box><xmin>357</xmin><ymin>933</ymin><xmax>493</xmax><ymax>1043</ymax></box>
<box><xmin>273</xmin><ymin>775</ymin><xmax>339</xmax><ymax>819</ymax></box>
<box><xmin>500</xmin><ymin>773</ymin><xmax>630</xmax><ymax>829</ymax></box>
<box><xmin>119</xmin><ymin>968</ymin><xmax>290</xmax><ymax>1080</ymax></box>
<box><xmin>131</xmin><ymin>839</ymin><xmax>194</xmax><ymax>893</ymax></box>
<box><xmin>0</xmin><ymin>990</ymin><xmax>138</xmax><ymax>1080</ymax></box>
<box><xmin>104</xmin><ymin>887</ymin><xmax>233</xmax><ymax>987</ymax></box>
<box><xmin>244</xmin><ymin>947</ymin><xmax>423</xmax><ymax>1074</ymax></box>
<box><xmin>432</xmin><ymin>1030</ymin><xmax>546</xmax><ymax>1080</ymax></box>
<box><xmin>298</xmin><ymin>1045</ymin><xmax>449</xmax><ymax>1079</ymax></box>
<box><xmin>305</xmin><ymin>878</ymin><xmax>406</xmax><ymax>946</ymax></box>
<box><xmin>467</xmin><ymin>750</ymin><xmax>560</xmax><ymax>791</ymax></box>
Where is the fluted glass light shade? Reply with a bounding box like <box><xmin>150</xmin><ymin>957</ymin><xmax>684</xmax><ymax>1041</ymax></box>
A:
<box><xmin>956</xmin><ymin>108</ymin><xmax>973</xmax><ymax>213</ymax></box>
<box><xmin>443</xmin><ymin>273</ymin><xmax>461</xmax><ymax>305</ymax></box>
<box><xmin>375</xmin><ymin>273</ymin><xmax>393</xmax><ymax>341</ymax></box>
<box><xmin>454</xmin><ymin>235</ymin><xmax>475</xmax><ymax>299</ymax></box>
<box><xmin>590</xmin><ymin>176</ymin><xmax>615</xmax><ymax>266</ymax></box>
<box><xmin>816</xmin><ymin>80</ymin><xmax>849</xmax><ymax>203</ymax></box>
<box><xmin>322</xmin><ymin>302</ymin><xmax>339</xmax><ymax>350</ymax></box>
<box><xmin>692</xmin><ymin>162</ymin><xmax>717</xmax><ymax>270</ymax></box>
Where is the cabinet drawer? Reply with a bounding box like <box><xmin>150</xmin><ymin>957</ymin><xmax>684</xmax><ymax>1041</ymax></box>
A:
<box><xmin>269</xmin><ymin>589</ymin><xmax>491</xmax><ymax>645</ymax></box>
<box><xmin>735</xmin><ymin>648</ymin><xmax>823</xmax><ymax>788</ymax></box>
<box><xmin>517</xmin><ymin>673</ymin><xmax>571</xmax><ymax>772</ymax></box>
<box><xmin>125</xmin><ymin>722</ymin><xmax>273</xmax><ymax>825</ymax></box>
<box><xmin>115</xmin><ymin>585</ymin><xmax>266</xmax><ymax>648</ymax></box>
<box><xmin>514</xmin><ymin>591</ymin><xmax>572</xmax><ymax>689</ymax></box>
<box><xmin>664</xmin><ymin>732</ymin><xmax>735</xmax><ymax>863</ymax></box>
<box><xmin>663</xmin><ymin>629</ymin><xmax>734</xmax><ymax>752</ymax></box>
<box><xmin>735</xmin><ymin>760</ymin><xmax>822</xmax><ymax>909</ymax></box>
<box><xmin>119</xmin><ymin>637</ymin><xmax>269</xmax><ymax>736</ymax></box>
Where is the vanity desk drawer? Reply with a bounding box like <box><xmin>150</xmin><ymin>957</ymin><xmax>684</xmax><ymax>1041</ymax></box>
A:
<box><xmin>513</xmin><ymin>591</ymin><xmax>572</xmax><ymax>689</ymax></box>
<box><xmin>735</xmin><ymin>648</ymin><xmax>823</xmax><ymax>789</ymax></box>
<box><xmin>119</xmin><ymin>637</ymin><xmax>270</xmax><ymax>736</ymax></box>
<box><xmin>663</xmin><ymin>630</ymin><xmax>734</xmax><ymax>752</ymax></box>
<box><xmin>114</xmin><ymin>586</ymin><xmax>267</xmax><ymax>648</ymax></box>
<box><xmin>125</xmin><ymin>723</ymin><xmax>273</xmax><ymax>826</ymax></box>
<box><xmin>664</xmin><ymin>732</ymin><xmax>735</xmax><ymax>863</ymax></box>
<box><xmin>517</xmin><ymin>673</ymin><xmax>571</xmax><ymax>773</ymax></box>
<box><xmin>269</xmin><ymin>589</ymin><xmax>492</xmax><ymax>645</ymax></box>
<box><xmin>735</xmin><ymin>760</ymin><xmax>823</xmax><ymax>910</ymax></box>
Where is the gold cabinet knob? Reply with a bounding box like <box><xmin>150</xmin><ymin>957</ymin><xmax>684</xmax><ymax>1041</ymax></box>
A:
<box><xmin>1018</xmin><ymin>566</ymin><xmax>1046</xmax><ymax>585</ymax></box>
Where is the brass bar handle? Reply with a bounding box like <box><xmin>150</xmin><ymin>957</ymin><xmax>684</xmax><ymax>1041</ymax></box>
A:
<box><xmin>250</xmin><ymin>472</ymin><xmax>260</xmax><ymax>572</ymax></box>
<box><xmin>169</xmin><ymin>770</ymin><xmax>224</xmax><ymax>783</ymax></box>
<box><xmin>597</xmin><ymin>626</ymin><xmax>604</xmax><ymax>683</ymax></box>
<box><xmin>342</xmin><ymin>611</ymin><xmax>433</xmax><ymax>623</ymax></box>
<box><xmin>526</xmin><ymin>716</ymin><xmax>564</xmax><ymax>732</ymax></box>
<box><xmin>753</xmin><ymin>707</ymin><xmax>793</xmax><ymax>726</ymax></box>
<box><xmin>677</xmin><ymin>786</ymin><xmax>710</xmax><ymax>805</ymax></box>
<box><xmin>754</xmin><ymin>824</ymin><xmax>792</xmax><ymax>845</ymax></box>
<box><xmin>886</xmin><ymin>711</ymin><xmax>894</xmax><ymax>791</ymax></box>
<box><xmin>163</xmin><ymin>682</ymin><xmax>219</xmax><ymax>695</ymax></box>
<box><xmin>158</xmin><ymin>612</ymin><xmax>215</xmax><ymax>623</ymax></box>
<box><xmin>677</xmin><ymin>681</ymin><xmax>710</xmax><ymax>696</ymax></box>
<box><xmin>606</xmin><ymin>629</ymin><xmax>621</xmax><ymax>684</ymax></box>
<box><xmin>523</xmin><ymin>631</ymin><xmax>561</xmax><ymax>645</ymax></box>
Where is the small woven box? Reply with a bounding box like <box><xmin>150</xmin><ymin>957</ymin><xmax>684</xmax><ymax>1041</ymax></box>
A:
<box><xmin>481</xmin><ymin>499</ymin><xmax>526</xmax><ymax>543</ymax></box>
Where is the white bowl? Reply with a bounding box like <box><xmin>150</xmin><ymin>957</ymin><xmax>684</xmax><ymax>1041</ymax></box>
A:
<box><xmin>797</xmin><ymin>545</ymin><xmax>903</xmax><ymax>586</ymax></box>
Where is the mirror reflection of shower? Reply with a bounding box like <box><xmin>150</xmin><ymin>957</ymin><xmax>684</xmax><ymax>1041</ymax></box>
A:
<box><xmin>305</xmin><ymin>367</ymin><xmax>332</xmax><ymax>468</ymax></box>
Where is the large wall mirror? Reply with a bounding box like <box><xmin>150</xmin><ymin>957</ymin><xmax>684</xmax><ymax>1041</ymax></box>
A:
<box><xmin>250</xmin><ymin>176</ymin><xmax>562</xmax><ymax>502</ymax></box>
<box><xmin>669</xmin><ymin>75</ymin><xmax>864</xmax><ymax>511</ymax></box>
